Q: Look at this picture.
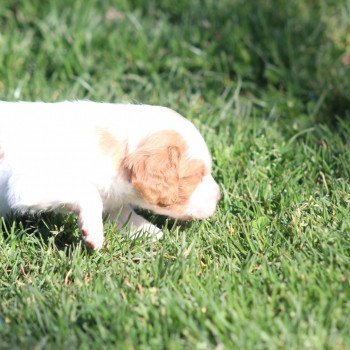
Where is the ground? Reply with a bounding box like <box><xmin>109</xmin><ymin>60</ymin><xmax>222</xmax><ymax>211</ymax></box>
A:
<box><xmin>0</xmin><ymin>1</ymin><xmax>350</xmax><ymax>349</ymax></box>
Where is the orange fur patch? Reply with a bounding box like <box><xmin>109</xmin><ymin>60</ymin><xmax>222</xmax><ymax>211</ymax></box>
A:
<box><xmin>123</xmin><ymin>130</ymin><xmax>206</xmax><ymax>210</ymax></box>
<box><xmin>97</xmin><ymin>127</ymin><xmax>126</xmax><ymax>169</ymax></box>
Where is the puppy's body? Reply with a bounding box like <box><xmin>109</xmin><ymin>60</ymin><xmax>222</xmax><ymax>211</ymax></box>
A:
<box><xmin>0</xmin><ymin>101</ymin><xmax>220</xmax><ymax>249</ymax></box>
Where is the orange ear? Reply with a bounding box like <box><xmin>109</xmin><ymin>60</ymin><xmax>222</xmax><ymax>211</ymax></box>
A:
<box><xmin>122</xmin><ymin>131</ymin><xmax>185</xmax><ymax>207</ymax></box>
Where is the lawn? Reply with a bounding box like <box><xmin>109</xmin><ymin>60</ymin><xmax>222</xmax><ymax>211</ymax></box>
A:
<box><xmin>0</xmin><ymin>0</ymin><xmax>350</xmax><ymax>349</ymax></box>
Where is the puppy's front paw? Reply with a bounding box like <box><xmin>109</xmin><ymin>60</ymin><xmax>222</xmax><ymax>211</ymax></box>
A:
<box><xmin>112</xmin><ymin>206</ymin><xmax>164</xmax><ymax>241</ymax></box>
<box><xmin>81</xmin><ymin>229</ymin><xmax>104</xmax><ymax>250</ymax></box>
<box><xmin>79</xmin><ymin>217</ymin><xmax>104</xmax><ymax>250</ymax></box>
<box><xmin>131</xmin><ymin>223</ymin><xmax>163</xmax><ymax>241</ymax></box>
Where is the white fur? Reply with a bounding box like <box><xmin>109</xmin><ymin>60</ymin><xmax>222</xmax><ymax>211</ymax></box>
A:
<box><xmin>0</xmin><ymin>101</ymin><xmax>219</xmax><ymax>249</ymax></box>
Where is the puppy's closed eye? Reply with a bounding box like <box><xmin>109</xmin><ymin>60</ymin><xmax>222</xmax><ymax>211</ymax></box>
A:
<box><xmin>177</xmin><ymin>159</ymin><xmax>206</xmax><ymax>205</ymax></box>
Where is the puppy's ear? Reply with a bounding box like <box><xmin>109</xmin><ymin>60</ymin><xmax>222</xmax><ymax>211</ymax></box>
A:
<box><xmin>122</xmin><ymin>131</ymin><xmax>185</xmax><ymax>207</ymax></box>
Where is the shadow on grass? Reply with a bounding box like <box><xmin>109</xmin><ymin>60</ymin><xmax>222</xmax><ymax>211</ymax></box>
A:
<box><xmin>0</xmin><ymin>209</ymin><xmax>190</xmax><ymax>252</ymax></box>
<box><xmin>1</xmin><ymin>212</ymin><xmax>82</xmax><ymax>251</ymax></box>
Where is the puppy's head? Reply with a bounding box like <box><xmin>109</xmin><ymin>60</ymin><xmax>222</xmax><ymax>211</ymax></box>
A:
<box><xmin>122</xmin><ymin>130</ymin><xmax>220</xmax><ymax>220</ymax></box>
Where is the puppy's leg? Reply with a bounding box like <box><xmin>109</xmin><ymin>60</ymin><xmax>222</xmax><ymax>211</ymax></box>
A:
<box><xmin>8</xmin><ymin>178</ymin><xmax>104</xmax><ymax>250</ymax></box>
<box><xmin>76</xmin><ymin>188</ymin><xmax>104</xmax><ymax>250</ymax></box>
<box><xmin>109</xmin><ymin>205</ymin><xmax>163</xmax><ymax>240</ymax></box>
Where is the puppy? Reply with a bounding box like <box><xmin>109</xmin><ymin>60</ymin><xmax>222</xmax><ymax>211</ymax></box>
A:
<box><xmin>0</xmin><ymin>101</ymin><xmax>221</xmax><ymax>249</ymax></box>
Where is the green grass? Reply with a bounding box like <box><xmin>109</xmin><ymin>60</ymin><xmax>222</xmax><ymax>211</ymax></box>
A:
<box><xmin>1</xmin><ymin>0</ymin><xmax>350</xmax><ymax>349</ymax></box>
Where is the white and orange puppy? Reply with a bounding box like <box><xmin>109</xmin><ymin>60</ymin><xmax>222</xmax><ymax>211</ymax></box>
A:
<box><xmin>0</xmin><ymin>101</ymin><xmax>221</xmax><ymax>249</ymax></box>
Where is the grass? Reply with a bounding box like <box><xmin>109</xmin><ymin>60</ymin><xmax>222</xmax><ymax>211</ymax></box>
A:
<box><xmin>0</xmin><ymin>0</ymin><xmax>350</xmax><ymax>349</ymax></box>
